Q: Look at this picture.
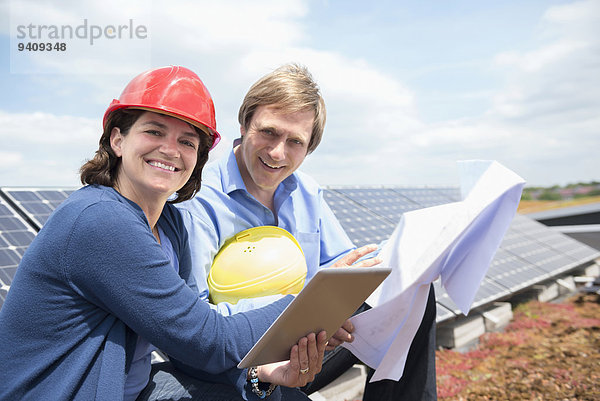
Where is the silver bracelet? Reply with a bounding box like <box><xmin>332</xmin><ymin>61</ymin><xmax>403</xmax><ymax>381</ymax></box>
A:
<box><xmin>249</xmin><ymin>366</ymin><xmax>277</xmax><ymax>398</ymax></box>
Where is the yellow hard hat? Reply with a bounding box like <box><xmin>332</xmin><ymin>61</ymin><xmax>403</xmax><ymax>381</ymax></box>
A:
<box><xmin>208</xmin><ymin>226</ymin><xmax>307</xmax><ymax>304</ymax></box>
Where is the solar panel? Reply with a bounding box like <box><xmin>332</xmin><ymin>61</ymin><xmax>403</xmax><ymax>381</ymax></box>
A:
<box><xmin>0</xmin><ymin>196</ymin><xmax>38</xmax><ymax>309</ymax></box>
<box><xmin>434</xmin><ymin>187</ymin><xmax>462</xmax><ymax>202</ymax></box>
<box><xmin>436</xmin><ymin>302</ymin><xmax>455</xmax><ymax>323</ymax></box>
<box><xmin>512</xmin><ymin>215</ymin><xmax>600</xmax><ymax>262</ymax></box>
<box><xmin>323</xmin><ymin>189</ymin><xmax>396</xmax><ymax>247</ymax></box>
<box><xmin>504</xmin><ymin>237</ymin><xmax>574</xmax><ymax>275</ymax></box>
<box><xmin>485</xmin><ymin>248</ymin><xmax>550</xmax><ymax>292</ymax></box>
<box><xmin>2</xmin><ymin>187</ymin><xmax>74</xmax><ymax>229</ymax></box>
<box><xmin>434</xmin><ymin>275</ymin><xmax>511</xmax><ymax>316</ymax></box>
<box><xmin>506</xmin><ymin>215</ymin><xmax>596</xmax><ymax>276</ymax></box>
<box><xmin>2</xmin><ymin>184</ymin><xmax>597</xmax><ymax>330</ymax></box>
<box><xmin>390</xmin><ymin>188</ymin><xmax>457</xmax><ymax>208</ymax></box>
<box><xmin>323</xmin><ymin>184</ymin><xmax>600</xmax><ymax>325</ymax></box>
<box><xmin>433</xmin><ymin>279</ymin><xmax>460</xmax><ymax>315</ymax></box>
<box><xmin>548</xmin><ymin>234</ymin><xmax>600</xmax><ymax>262</ymax></box>
<box><xmin>328</xmin><ymin>187</ymin><xmax>421</xmax><ymax>223</ymax></box>
<box><xmin>469</xmin><ymin>277</ymin><xmax>511</xmax><ymax>308</ymax></box>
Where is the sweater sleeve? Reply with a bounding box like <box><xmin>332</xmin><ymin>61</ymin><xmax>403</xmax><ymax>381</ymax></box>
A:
<box><xmin>62</xmin><ymin>200</ymin><xmax>292</xmax><ymax>375</ymax></box>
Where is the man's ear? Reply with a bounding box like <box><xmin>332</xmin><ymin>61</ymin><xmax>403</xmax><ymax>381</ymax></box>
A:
<box><xmin>110</xmin><ymin>127</ymin><xmax>124</xmax><ymax>157</ymax></box>
<box><xmin>239</xmin><ymin>125</ymin><xmax>246</xmax><ymax>137</ymax></box>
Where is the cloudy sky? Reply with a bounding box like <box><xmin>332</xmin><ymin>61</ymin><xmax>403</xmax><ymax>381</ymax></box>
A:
<box><xmin>1</xmin><ymin>0</ymin><xmax>598</xmax><ymax>189</ymax></box>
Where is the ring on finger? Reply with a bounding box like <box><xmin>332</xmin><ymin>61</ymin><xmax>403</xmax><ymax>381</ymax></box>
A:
<box><xmin>300</xmin><ymin>367</ymin><xmax>309</xmax><ymax>374</ymax></box>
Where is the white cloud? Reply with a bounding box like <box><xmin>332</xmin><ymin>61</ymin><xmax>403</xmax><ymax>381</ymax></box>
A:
<box><xmin>2</xmin><ymin>0</ymin><xmax>599</xmax><ymax>189</ymax></box>
<box><xmin>542</xmin><ymin>0</ymin><xmax>600</xmax><ymax>29</ymax></box>
<box><xmin>240</xmin><ymin>48</ymin><xmax>420</xmax><ymax>140</ymax></box>
<box><xmin>494</xmin><ymin>39</ymin><xmax>588</xmax><ymax>72</ymax></box>
<box><xmin>157</xmin><ymin>0</ymin><xmax>308</xmax><ymax>51</ymax></box>
<box><xmin>0</xmin><ymin>151</ymin><xmax>23</xmax><ymax>166</ymax></box>
<box><xmin>149</xmin><ymin>2</ymin><xmax>425</xmax><ymax>180</ymax></box>
<box><xmin>0</xmin><ymin>111</ymin><xmax>98</xmax><ymax>186</ymax></box>
<box><xmin>455</xmin><ymin>0</ymin><xmax>600</xmax><ymax>186</ymax></box>
<box><xmin>306</xmin><ymin>0</ymin><xmax>600</xmax><ymax>187</ymax></box>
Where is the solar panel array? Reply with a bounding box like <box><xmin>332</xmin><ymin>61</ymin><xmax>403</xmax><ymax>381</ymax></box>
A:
<box><xmin>1</xmin><ymin>186</ymin><xmax>599</xmax><ymax>323</ymax></box>
<box><xmin>2</xmin><ymin>188</ymin><xmax>74</xmax><ymax>230</ymax></box>
<box><xmin>323</xmin><ymin>190</ymin><xmax>396</xmax><ymax>246</ymax></box>
<box><xmin>0</xmin><ymin>194</ymin><xmax>38</xmax><ymax>308</ymax></box>
<box><xmin>324</xmin><ymin>186</ymin><xmax>600</xmax><ymax>322</ymax></box>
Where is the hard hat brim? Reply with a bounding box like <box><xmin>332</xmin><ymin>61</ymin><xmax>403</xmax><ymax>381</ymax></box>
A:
<box><xmin>103</xmin><ymin>101</ymin><xmax>221</xmax><ymax>150</ymax></box>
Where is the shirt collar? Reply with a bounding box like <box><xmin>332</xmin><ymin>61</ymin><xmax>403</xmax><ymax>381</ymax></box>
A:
<box><xmin>219</xmin><ymin>148</ymin><xmax>247</xmax><ymax>195</ymax></box>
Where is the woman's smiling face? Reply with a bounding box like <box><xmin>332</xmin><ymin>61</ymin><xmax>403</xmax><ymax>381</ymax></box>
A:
<box><xmin>110</xmin><ymin>111</ymin><xmax>201</xmax><ymax>205</ymax></box>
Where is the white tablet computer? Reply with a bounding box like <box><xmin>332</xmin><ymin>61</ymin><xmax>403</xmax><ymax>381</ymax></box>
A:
<box><xmin>238</xmin><ymin>266</ymin><xmax>391</xmax><ymax>368</ymax></box>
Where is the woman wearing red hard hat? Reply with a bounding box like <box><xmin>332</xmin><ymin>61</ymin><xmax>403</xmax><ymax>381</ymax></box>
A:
<box><xmin>0</xmin><ymin>66</ymin><xmax>326</xmax><ymax>401</ymax></box>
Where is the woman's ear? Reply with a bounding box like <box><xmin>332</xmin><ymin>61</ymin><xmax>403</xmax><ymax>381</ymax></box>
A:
<box><xmin>110</xmin><ymin>127</ymin><xmax>123</xmax><ymax>157</ymax></box>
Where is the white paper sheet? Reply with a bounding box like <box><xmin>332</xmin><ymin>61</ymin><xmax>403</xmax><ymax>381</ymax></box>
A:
<box><xmin>342</xmin><ymin>160</ymin><xmax>525</xmax><ymax>382</ymax></box>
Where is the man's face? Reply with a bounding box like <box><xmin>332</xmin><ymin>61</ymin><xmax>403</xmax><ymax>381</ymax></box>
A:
<box><xmin>236</xmin><ymin>104</ymin><xmax>314</xmax><ymax>198</ymax></box>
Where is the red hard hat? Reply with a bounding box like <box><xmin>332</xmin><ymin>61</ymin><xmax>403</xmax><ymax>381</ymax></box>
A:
<box><xmin>103</xmin><ymin>66</ymin><xmax>221</xmax><ymax>150</ymax></box>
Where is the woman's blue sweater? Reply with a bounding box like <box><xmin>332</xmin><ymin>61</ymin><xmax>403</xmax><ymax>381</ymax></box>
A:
<box><xmin>0</xmin><ymin>185</ymin><xmax>291</xmax><ymax>400</ymax></box>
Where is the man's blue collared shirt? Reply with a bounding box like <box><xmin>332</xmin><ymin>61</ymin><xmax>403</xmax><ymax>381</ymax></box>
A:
<box><xmin>176</xmin><ymin>148</ymin><xmax>355</xmax><ymax>315</ymax></box>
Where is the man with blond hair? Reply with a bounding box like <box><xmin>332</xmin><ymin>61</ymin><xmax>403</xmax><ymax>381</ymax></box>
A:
<box><xmin>177</xmin><ymin>63</ymin><xmax>438</xmax><ymax>400</ymax></box>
